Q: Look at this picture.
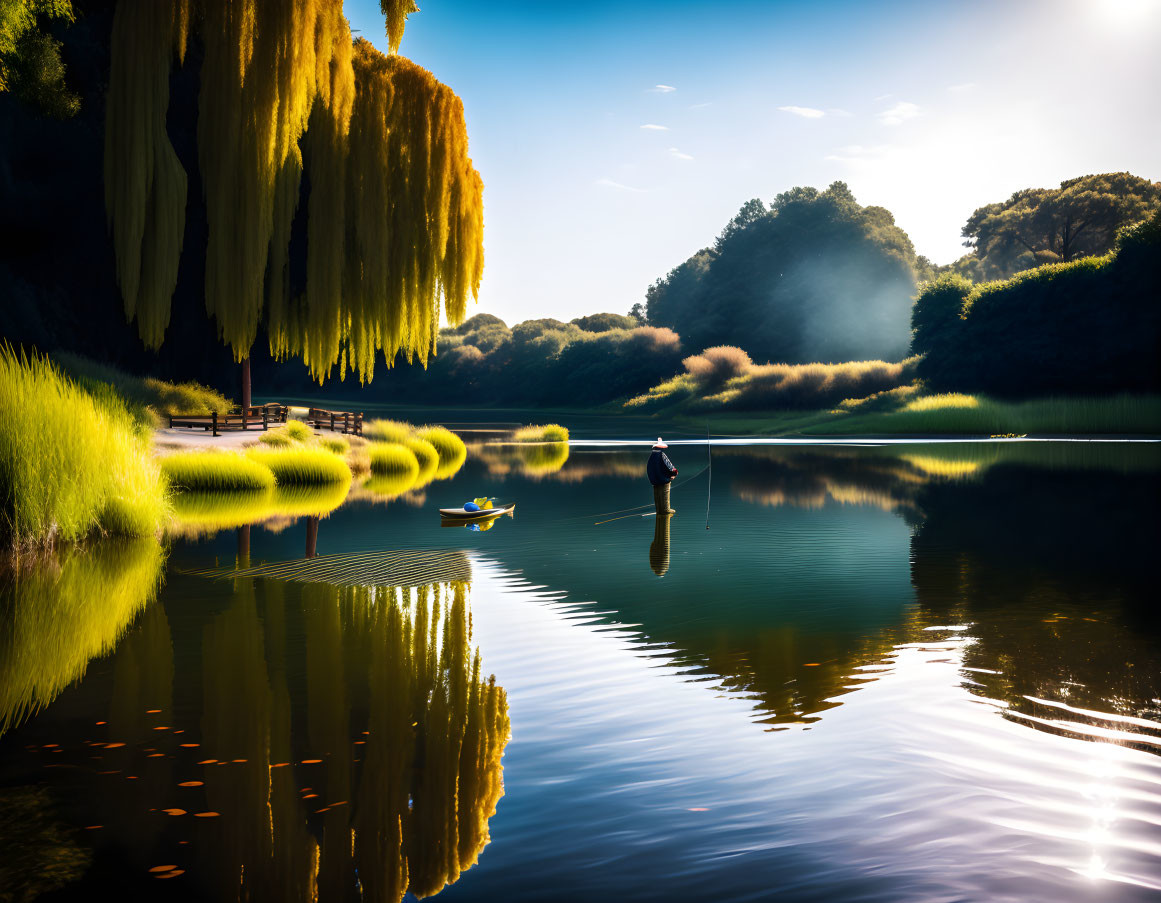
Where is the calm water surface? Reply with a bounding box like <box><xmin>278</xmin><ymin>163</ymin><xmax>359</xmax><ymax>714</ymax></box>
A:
<box><xmin>2</xmin><ymin>434</ymin><xmax>1160</xmax><ymax>901</ymax></box>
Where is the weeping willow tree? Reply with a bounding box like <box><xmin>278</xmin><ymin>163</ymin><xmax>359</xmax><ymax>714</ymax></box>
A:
<box><xmin>104</xmin><ymin>0</ymin><xmax>484</xmax><ymax>401</ymax></box>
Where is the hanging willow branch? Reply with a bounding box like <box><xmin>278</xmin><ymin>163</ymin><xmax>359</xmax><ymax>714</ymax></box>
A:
<box><xmin>103</xmin><ymin>0</ymin><xmax>190</xmax><ymax>348</ymax></box>
<box><xmin>380</xmin><ymin>0</ymin><xmax>418</xmax><ymax>54</ymax></box>
<box><xmin>103</xmin><ymin>3</ymin><xmax>483</xmax><ymax>383</ymax></box>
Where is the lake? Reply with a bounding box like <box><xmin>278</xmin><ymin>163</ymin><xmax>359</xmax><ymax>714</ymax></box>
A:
<box><xmin>2</xmin><ymin>432</ymin><xmax>1160</xmax><ymax>901</ymax></box>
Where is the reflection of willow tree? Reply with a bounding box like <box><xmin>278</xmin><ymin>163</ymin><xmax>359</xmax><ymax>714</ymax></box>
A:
<box><xmin>911</xmin><ymin>463</ymin><xmax>1161</xmax><ymax>736</ymax></box>
<box><xmin>194</xmin><ymin>577</ymin><xmax>509</xmax><ymax>901</ymax></box>
<box><xmin>0</xmin><ymin>538</ymin><xmax>165</xmax><ymax>735</ymax></box>
<box><xmin>469</xmin><ymin>441</ymin><xmax>572</xmax><ymax>479</ymax></box>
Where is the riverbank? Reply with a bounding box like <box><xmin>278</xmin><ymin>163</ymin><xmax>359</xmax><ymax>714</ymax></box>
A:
<box><xmin>675</xmin><ymin>394</ymin><xmax>1161</xmax><ymax>438</ymax></box>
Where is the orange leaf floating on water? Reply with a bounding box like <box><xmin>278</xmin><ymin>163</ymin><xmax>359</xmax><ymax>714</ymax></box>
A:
<box><xmin>85</xmin><ymin>825</ymin><xmax>103</xmax><ymax>830</ymax></box>
<box><xmin>43</xmin><ymin>743</ymin><xmax>59</xmax><ymax>748</ymax></box>
<box><xmin>105</xmin><ymin>742</ymin><xmax>126</xmax><ymax>748</ymax></box>
<box><xmin>231</xmin><ymin>759</ymin><xmax>247</xmax><ymax>763</ymax></box>
<box><xmin>95</xmin><ymin>721</ymin><xmax>107</xmax><ymax>725</ymax></box>
<box><xmin>174</xmin><ymin>730</ymin><xmax>185</xmax><ymax>734</ymax></box>
<box><xmin>180</xmin><ymin>743</ymin><xmax>199</xmax><ymax>748</ymax></box>
<box><xmin>270</xmin><ymin>763</ymin><xmax>289</xmax><ymax>768</ymax></box>
<box><xmin>197</xmin><ymin>759</ymin><xmax>217</xmax><ymax>765</ymax></box>
<box><xmin>803</xmin><ymin>663</ymin><xmax>820</xmax><ymax>667</ymax></box>
<box><xmin>193</xmin><ymin>812</ymin><xmax>220</xmax><ymax>818</ymax></box>
<box><xmin>148</xmin><ymin>865</ymin><xmax>176</xmax><ymax>873</ymax></box>
<box><xmin>98</xmin><ymin>770</ymin><xmax>120</xmax><ymax>775</ymax></box>
<box><xmin>300</xmin><ymin>759</ymin><xmax>322</xmax><ymax>765</ymax></box>
<box><xmin>148</xmin><ymin>753</ymin><xmax>165</xmax><ymax>758</ymax></box>
<box><xmin>126</xmin><ymin>775</ymin><xmax>139</xmax><ymax>780</ymax></box>
<box><xmin>329</xmin><ymin>800</ymin><xmax>348</xmax><ymax>807</ymax></box>
<box><xmin>314</xmin><ymin>807</ymin><xmax>330</xmax><ymax>814</ymax></box>
<box><xmin>354</xmin><ymin>741</ymin><xmax>365</xmax><ymax>746</ymax></box>
<box><xmin>303</xmin><ymin>793</ymin><xmax>318</xmax><ymax>799</ymax></box>
<box><xmin>153</xmin><ymin>726</ymin><xmax>169</xmax><ymax>731</ymax></box>
<box><xmin>300</xmin><ymin>787</ymin><xmax>312</xmax><ymax>793</ymax></box>
<box><xmin>162</xmin><ymin>809</ymin><xmax>187</xmax><ymax>816</ymax></box>
<box><xmin>146</xmin><ymin>710</ymin><xmax>162</xmax><ymax>714</ymax></box>
<box><xmin>178</xmin><ymin>781</ymin><xmax>204</xmax><ymax>788</ymax></box>
<box><xmin>156</xmin><ymin>870</ymin><xmax>185</xmax><ymax>879</ymax></box>
<box><xmin>178</xmin><ymin>841</ymin><xmax>189</xmax><ymax>845</ymax></box>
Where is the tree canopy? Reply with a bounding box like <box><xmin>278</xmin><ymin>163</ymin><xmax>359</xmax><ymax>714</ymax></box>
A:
<box><xmin>914</xmin><ymin>211</ymin><xmax>1161</xmax><ymax>396</ymax></box>
<box><xmin>644</xmin><ymin>182</ymin><xmax>918</xmax><ymax>364</ymax></box>
<box><xmin>962</xmin><ymin>172</ymin><xmax>1160</xmax><ymax>280</ymax></box>
<box><xmin>104</xmin><ymin>0</ymin><xmax>484</xmax><ymax>384</ymax></box>
<box><xmin>0</xmin><ymin>0</ymin><xmax>79</xmax><ymax>117</ymax></box>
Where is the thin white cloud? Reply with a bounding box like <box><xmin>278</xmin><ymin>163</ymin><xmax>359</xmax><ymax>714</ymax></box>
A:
<box><xmin>947</xmin><ymin>82</ymin><xmax>976</xmax><ymax>92</ymax></box>
<box><xmin>878</xmin><ymin>101</ymin><xmax>919</xmax><ymax>125</ymax></box>
<box><xmin>640</xmin><ymin>123</ymin><xmax>669</xmax><ymax>131</ymax></box>
<box><xmin>778</xmin><ymin>105</ymin><xmax>826</xmax><ymax>119</ymax></box>
<box><xmin>824</xmin><ymin>144</ymin><xmax>892</xmax><ymax>163</ymax></box>
<box><xmin>873</xmin><ymin>93</ymin><xmax>892</xmax><ymax>101</ymax></box>
<box><xmin>595</xmin><ymin>177</ymin><xmax>646</xmax><ymax>192</ymax></box>
<box><xmin>650</xmin><ymin>84</ymin><xmax>677</xmax><ymax>93</ymax></box>
<box><xmin>668</xmin><ymin>147</ymin><xmax>693</xmax><ymax>160</ymax></box>
<box><xmin>688</xmin><ymin>102</ymin><xmax>712</xmax><ymax>110</ymax></box>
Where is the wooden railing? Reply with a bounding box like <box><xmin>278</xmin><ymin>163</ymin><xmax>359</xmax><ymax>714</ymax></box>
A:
<box><xmin>306</xmin><ymin>407</ymin><xmax>364</xmax><ymax>436</ymax></box>
<box><xmin>168</xmin><ymin>403</ymin><xmax>363</xmax><ymax>438</ymax></box>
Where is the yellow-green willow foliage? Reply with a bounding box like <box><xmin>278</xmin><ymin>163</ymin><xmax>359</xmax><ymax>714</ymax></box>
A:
<box><xmin>290</xmin><ymin>39</ymin><xmax>484</xmax><ymax>384</ymax></box>
<box><xmin>105</xmin><ymin>5</ymin><xmax>484</xmax><ymax>384</ymax></box>
<box><xmin>380</xmin><ymin>0</ymin><xmax>417</xmax><ymax>54</ymax></box>
<box><xmin>103</xmin><ymin>0</ymin><xmax>190</xmax><ymax>348</ymax></box>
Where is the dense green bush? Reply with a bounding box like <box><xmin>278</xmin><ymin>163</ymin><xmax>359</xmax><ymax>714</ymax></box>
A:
<box><xmin>914</xmin><ymin>212</ymin><xmax>1161</xmax><ymax>396</ymax></box>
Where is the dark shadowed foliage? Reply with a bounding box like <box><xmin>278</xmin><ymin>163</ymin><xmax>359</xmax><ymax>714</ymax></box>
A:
<box><xmin>644</xmin><ymin>182</ymin><xmax>918</xmax><ymax>364</ymax></box>
<box><xmin>915</xmin><ymin>212</ymin><xmax>1161</xmax><ymax>396</ymax></box>
<box><xmin>370</xmin><ymin>314</ymin><xmax>685</xmax><ymax>406</ymax></box>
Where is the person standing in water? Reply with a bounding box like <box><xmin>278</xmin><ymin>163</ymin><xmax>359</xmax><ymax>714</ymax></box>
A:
<box><xmin>647</xmin><ymin>438</ymin><xmax>678</xmax><ymax>515</ymax></box>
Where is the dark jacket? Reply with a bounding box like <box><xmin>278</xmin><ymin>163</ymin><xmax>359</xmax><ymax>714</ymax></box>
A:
<box><xmin>647</xmin><ymin>449</ymin><xmax>678</xmax><ymax>486</ymax></box>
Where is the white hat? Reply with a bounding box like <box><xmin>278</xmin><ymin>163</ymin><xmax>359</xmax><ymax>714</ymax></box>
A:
<box><xmin>652</xmin><ymin>437</ymin><xmax>668</xmax><ymax>449</ymax></box>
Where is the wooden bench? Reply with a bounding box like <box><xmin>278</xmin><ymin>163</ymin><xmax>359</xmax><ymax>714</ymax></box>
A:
<box><xmin>306</xmin><ymin>407</ymin><xmax>364</xmax><ymax>436</ymax></box>
<box><xmin>168</xmin><ymin>403</ymin><xmax>289</xmax><ymax>437</ymax></box>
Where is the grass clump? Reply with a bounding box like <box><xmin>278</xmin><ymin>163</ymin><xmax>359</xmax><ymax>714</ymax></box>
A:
<box><xmin>369</xmin><ymin>442</ymin><xmax>421</xmax><ymax>479</ymax></box>
<box><xmin>364</xmin><ymin>418</ymin><xmax>415</xmax><ymax>443</ymax></box>
<box><xmin>320</xmin><ymin>436</ymin><xmax>350</xmax><ymax>456</ymax></box>
<box><xmin>518</xmin><ymin>441</ymin><xmax>571</xmax><ymax>475</ymax></box>
<box><xmin>270</xmin><ymin>483</ymin><xmax>351</xmax><ymax>519</ymax></box>
<box><xmin>1</xmin><ymin>345</ymin><xmax>169</xmax><ymax>548</ymax></box>
<box><xmin>415</xmin><ymin>425</ymin><xmax>468</xmax><ymax>478</ymax></box>
<box><xmin>54</xmin><ymin>351</ymin><xmax>231</xmax><ymax>426</ymax></box>
<box><xmin>246</xmin><ymin>447</ymin><xmax>353</xmax><ymax>486</ymax></box>
<box><xmin>160</xmin><ymin>450</ymin><xmax>275</xmax><ymax>492</ymax></box>
<box><xmin>284</xmin><ymin>419</ymin><xmax>313</xmax><ymax>442</ymax></box>
<box><xmin>259</xmin><ymin>430</ymin><xmax>293</xmax><ymax>447</ymax></box>
<box><xmin>511</xmin><ymin>423</ymin><xmax>570</xmax><ymax>443</ymax></box>
<box><xmin>627</xmin><ymin>349</ymin><xmax>919</xmax><ymax>413</ymax></box>
<box><xmin>402</xmin><ymin>436</ymin><xmax>440</xmax><ymax>486</ymax></box>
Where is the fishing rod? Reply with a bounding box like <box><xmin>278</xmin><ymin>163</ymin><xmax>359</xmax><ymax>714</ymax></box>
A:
<box><xmin>584</xmin><ymin>462</ymin><xmax>711</xmax><ymax>524</ymax></box>
<box><xmin>705</xmin><ymin>423</ymin><xmax>711</xmax><ymax>531</ymax></box>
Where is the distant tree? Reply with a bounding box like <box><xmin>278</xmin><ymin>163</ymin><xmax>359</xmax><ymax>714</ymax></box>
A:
<box><xmin>572</xmin><ymin>312</ymin><xmax>636</xmax><ymax>332</ymax></box>
<box><xmin>962</xmin><ymin>173</ymin><xmax>1161</xmax><ymax>279</ymax></box>
<box><xmin>917</xmin><ymin>211</ymin><xmax>1161</xmax><ymax>395</ymax></box>
<box><xmin>0</xmin><ymin>0</ymin><xmax>79</xmax><ymax>118</ymax></box>
<box><xmin>627</xmin><ymin>302</ymin><xmax>646</xmax><ymax>324</ymax></box>
<box><xmin>644</xmin><ymin>182</ymin><xmax>918</xmax><ymax>363</ymax></box>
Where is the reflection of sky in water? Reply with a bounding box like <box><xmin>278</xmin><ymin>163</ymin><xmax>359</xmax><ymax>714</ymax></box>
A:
<box><xmin>2</xmin><ymin>441</ymin><xmax>1159</xmax><ymax>901</ymax></box>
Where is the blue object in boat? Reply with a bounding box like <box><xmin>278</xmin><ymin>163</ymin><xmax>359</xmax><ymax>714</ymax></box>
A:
<box><xmin>463</xmin><ymin>501</ymin><xmax>480</xmax><ymax>512</ymax></box>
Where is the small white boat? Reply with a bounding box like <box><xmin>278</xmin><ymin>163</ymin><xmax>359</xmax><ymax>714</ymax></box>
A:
<box><xmin>438</xmin><ymin>502</ymin><xmax>516</xmax><ymax>521</ymax></box>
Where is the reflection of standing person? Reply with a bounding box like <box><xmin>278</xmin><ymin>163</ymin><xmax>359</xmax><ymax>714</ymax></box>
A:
<box><xmin>647</xmin><ymin>438</ymin><xmax>678</xmax><ymax>515</ymax></box>
<box><xmin>649</xmin><ymin>509</ymin><xmax>671</xmax><ymax>577</ymax></box>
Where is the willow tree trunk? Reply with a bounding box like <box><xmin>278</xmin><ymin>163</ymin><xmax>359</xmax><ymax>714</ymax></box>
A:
<box><xmin>240</xmin><ymin>357</ymin><xmax>252</xmax><ymax>411</ymax></box>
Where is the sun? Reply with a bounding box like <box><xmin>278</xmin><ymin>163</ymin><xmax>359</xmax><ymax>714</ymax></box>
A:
<box><xmin>1095</xmin><ymin>0</ymin><xmax>1159</xmax><ymax>27</ymax></box>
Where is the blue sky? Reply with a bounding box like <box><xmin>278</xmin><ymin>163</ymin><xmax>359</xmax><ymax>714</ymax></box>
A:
<box><xmin>346</xmin><ymin>0</ymin><xmax>1161</xmax><ymax>325</ymax></box>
